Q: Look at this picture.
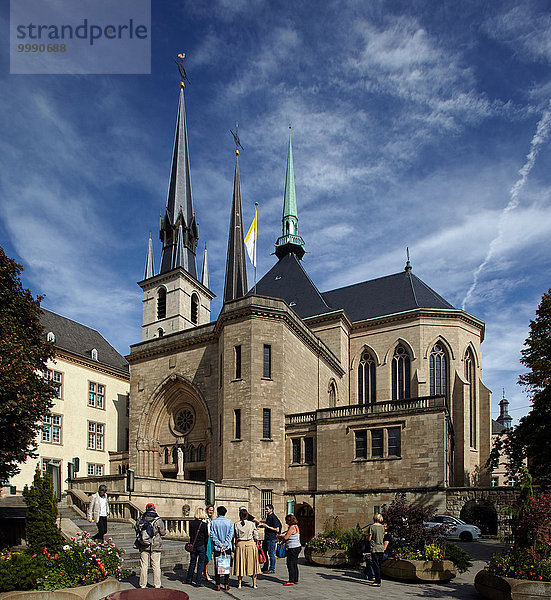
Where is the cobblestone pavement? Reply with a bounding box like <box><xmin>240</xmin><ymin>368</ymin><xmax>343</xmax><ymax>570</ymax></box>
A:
<box><xmin>120</xmin><ymin>539</ymin><xmax>503</xmax><ymax>599</ymax></box>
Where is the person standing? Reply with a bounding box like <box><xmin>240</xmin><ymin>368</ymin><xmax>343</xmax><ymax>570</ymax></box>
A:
<box><xmin>87</xmin><ymin>484</ymin><xmax>109</xmax><ymax>541</ymax></box>
<box><xmin>203</xmin><ymin>505</ymin><xmax>215</xmax><ymax>582</ymax></box>
<box><xmin>137</xmin><ymin>503</ymin><xmax>166</xmax><ymax>589</ymax></box>
<box><xmin>210</xmin><ymin>506</ymin><xmax>233</xmax><ymax>591</ymax></box>
<box><xmin>278</xmin><ymin>514</ymin><xmax>301</xmax><ymax>585</ymax></box>
<box><xmin>185</xmin><ymin>507</ymin><xmax>209</xmax><ymax>587</ymax></box>
<box><xmin>233</xmin><ymin>508</ymin><xmax>260</xmax><ymax>589</ymax></box>
<box><xmin>367</xmin><ymin>513</ymin><xmax>385</xmax><ymax>587</ymax></box>
<box><xmin>260</xmin><ymin>504</ymin><xmax>281</xmax><ymax>574</ymax></box>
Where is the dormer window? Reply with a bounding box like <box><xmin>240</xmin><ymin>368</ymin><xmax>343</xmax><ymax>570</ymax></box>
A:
<box><xmin>91</xmin><ymin>348</ymin><xmax>98</xmax><ymax>361</ymax></box>
<box><xmin>157</xmin><ymin>328</ymin><xmax>164</xmax><ymax>338</ymax></box>
<box><xmin>47</xmin><ymin>331</ymin><xmax>55</xmax><ymax>343</ymax></box>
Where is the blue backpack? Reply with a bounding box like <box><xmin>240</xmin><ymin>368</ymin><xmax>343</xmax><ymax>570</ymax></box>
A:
<box><xmin>135</xmin><ymin>515</ymin><xmax>158</xmax><ymax>548</ymax></box>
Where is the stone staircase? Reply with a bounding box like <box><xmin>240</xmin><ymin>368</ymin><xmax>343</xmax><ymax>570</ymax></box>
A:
<box><xmin>58</xmin><ymin>499</ymin><xmax>190</xmax><ymax>572</ymax></box>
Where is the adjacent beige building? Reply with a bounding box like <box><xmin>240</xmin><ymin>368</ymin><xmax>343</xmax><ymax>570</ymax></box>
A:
<box><xmin>3</xmin><ymin>309</ymin><xmax>129</xmax><ymax>494</ymax></box>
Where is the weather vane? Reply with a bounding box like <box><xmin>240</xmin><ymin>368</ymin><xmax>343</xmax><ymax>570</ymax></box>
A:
<box><xmin>230</xmin><ymin>121</ymin><xmax>244</xmax><ymax>155</ymax></box>
<box><xmin>174</xmin><ymin>52</ymin><xmax>191</xmax><ymax>88</ymax></box>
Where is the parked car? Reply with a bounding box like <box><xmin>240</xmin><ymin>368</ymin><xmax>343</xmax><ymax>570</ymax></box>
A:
<box><xmin>424</xmin><ymin>515</ymin><xmax>481</xmax><ymax>541</ymax></box>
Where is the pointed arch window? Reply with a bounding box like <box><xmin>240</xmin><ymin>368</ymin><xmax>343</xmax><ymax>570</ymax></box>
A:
<box><xmin>392</xmin><ymin>345</ymin><xmax>411</xmax><ymax>400</ymax></box>
<box><xmin>329</xmin><ymin>381</ymin><xmax>337</xmax><ymax>407</ymax></box>
<box><xmin>198</xmin><ymin>444</ymin><xmax>206</xmax><ymax>462</ymax></box>
<box><xmin>465</xmin><ymin>349</ymin><xmax>476</xmax><ymax>449</ymax></box>
<box><xmin>358</xmin><ymin>352</ymin><xmax>376</xmax><ymax>404</ymax></box>
<box><xmin>191</xmin><ymin>294</ymin><xmax>199</xmax><ymax>325</ymax></box>
<box><xmin>430</xmin><ymin>343</ymin><xmax>448</xmax><ymax>396</ymax></box>
<box><xmin>157</xmin><ymin>288</ymin><xmax>167</xmax><ymax>320</ymax></box>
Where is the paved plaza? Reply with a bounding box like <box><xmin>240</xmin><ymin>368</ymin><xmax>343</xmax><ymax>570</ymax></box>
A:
<box><xmin>120</xmin><ymin>540</ymin><xmax>503</xmax><ymax>599</ymax></box>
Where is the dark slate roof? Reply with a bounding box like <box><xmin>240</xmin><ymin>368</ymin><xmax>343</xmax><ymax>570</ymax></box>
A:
<box><xmin>492</xmin><ymin>419</ymin><xmax>507</xmax><ymax>435</ymax></box>
<box><xmin>40</xmin><ymin>308</ymin><xmax>129</xmax><ymax>374</ymax></box>
<box><xmin>321</xmin><ymin>271</ymin><xmax>455</xmax><ymax>322</ymax></box>
<box><xmin>250</xmin><ymin>253</ymin><xmax>332</xmax><ymax>318</ymax></box>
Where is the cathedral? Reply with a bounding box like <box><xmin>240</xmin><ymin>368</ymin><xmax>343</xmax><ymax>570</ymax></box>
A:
<box><xmin>126</xmin><ymin>82</ymin><xmax>491</xmax><ymax>534</ymax></box>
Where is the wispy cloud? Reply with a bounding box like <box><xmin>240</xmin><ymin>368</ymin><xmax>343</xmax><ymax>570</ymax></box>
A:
<box><xmin>463</xmin><ymin>101</ymin><xmax>551</xmax><ymax>309</ymax></box>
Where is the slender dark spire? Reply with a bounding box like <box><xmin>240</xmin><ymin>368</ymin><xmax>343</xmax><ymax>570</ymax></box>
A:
<box><xmin>275</xmin><ymin>128</ymin><xmax>305</xmax><ymax>260</ymax></box>
<box><xmin>159</xmin><ymin>84</ymin><xmax>198</xmax><ymax>278</ymax></box>
<box><xmin>201</xmin><ymin>242</ymin><xmax>210</xmax><ymax>290</ymax></box>
<box><xmin>144</xmin><ymin>231</ymin><xmax>155</xmax><ymax>279</ymax></box>
<box><xmin>405</xmin><ymin>247</ymin><xmax>412</xmax><ymax>272</ymax></box>
<box><xmin>224</xmin><ymin>151</ymin><xmax>248</xmax><ymax>303</ymax></box>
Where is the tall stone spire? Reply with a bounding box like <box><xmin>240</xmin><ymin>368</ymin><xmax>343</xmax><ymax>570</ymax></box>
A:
<box><xmin>201</xmin><ymin>242</ymin><xmax>210</xmax><ymax>290</ymax></box>
<box><xmin>275</xmin><ymin>129</ymin><xmax>305</xmax><ymax>260</ymax></box>
<box><xmin>144</xmin><ymin>231</ymin><xmax>155</xmax><ymax>279</ymax></box>
<box><xmin>159</xmin><ymin>85</ymin><xmax>198</xmax><ymax>278</ymax></box>
<box><xmin>224</xmin><ymin>152</ymin><xmax>248</xmax><ymax>303</ymax></box>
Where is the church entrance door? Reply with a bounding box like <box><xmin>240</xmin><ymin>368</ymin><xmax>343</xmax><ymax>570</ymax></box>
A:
<box><xmin>295</xmin><ymin>503</ymin><xmax>314</xmax><ymax>545</ymax></box>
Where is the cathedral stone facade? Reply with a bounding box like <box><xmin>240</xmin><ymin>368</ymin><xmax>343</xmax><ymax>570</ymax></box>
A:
<box><xmin>127</xmin><ymin>85</ymin><xmax>491</xmax><ymax>535</ymax></box>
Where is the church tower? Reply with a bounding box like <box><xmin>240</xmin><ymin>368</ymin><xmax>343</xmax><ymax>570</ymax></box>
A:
<box><xmin>139</xmin><ymin>83</ymin><xmax>214</xmax><ymax>341</ymax></box>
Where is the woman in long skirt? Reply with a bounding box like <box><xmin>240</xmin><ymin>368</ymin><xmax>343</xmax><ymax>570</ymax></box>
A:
<box><xmin>233</xmin><ymin>508</ymin><xmax>260</xmax><ymax>588</ymax></box>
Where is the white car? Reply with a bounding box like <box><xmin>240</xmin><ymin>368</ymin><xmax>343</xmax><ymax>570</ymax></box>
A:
<box><xmin>424</xmin><ymin>515</ymin><xmax>481</xmax><ymax>542</ymax></box>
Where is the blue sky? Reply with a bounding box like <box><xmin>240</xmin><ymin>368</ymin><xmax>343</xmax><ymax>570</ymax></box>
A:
<box><xmin>2</xmin><ymin>0</ymin><xmax>551</xmax><ymax>424</ymax></box>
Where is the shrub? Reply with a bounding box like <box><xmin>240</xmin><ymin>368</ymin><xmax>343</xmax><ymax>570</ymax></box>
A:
<box><xmin>488</xmin><ymin>548</ymin><xmax>551</xmax><ymax>582</ymax></box>
<box><xmin>443</xmin><ymin>542</ymin><xmax>473</xmax><ymax>574</ymax></box>
<box><xmin>36</xmin><ymin>533</ymin><xmax>128</xmax><ymax>591</ymax></box>
<box><xmin>382</xmin><ymin>493</ymin><xmax>444</xmax><ymax>551</ymax></box>
<box><xmin>0</xmin><ymin>551</ymin><xmax>46</xmax><ymax>592</ymax></box>
<box><xmin>305</xmin><ymin>533</ymin><xmax>344</xmax><ymax>552</ymax></box>
<box><xmin>424</xmin><ymin>543</ymin><xmax>443</xmax><ymax>561</ymax></box>
<box><xmin>22</xmin><ymin>466</ymin><xmax>63</xmax><ymax>554</ymax></box>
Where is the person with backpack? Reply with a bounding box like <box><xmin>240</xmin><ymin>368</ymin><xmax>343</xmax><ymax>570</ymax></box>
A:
<box><xmin>136</xmin><ymin>502</ymin><xmax>166</xmax><ymax>589</ymax></box>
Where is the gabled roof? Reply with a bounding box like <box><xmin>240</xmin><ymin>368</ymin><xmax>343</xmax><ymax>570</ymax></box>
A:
<box><xmin>251</xmin><ymin>253</ymin><xmax>331</xmax><ymax>318</ymax></box>
<box><xmin>492</xmin><ymin>419</ymin><xmax>507</xmax><ymax>435</ymax></box>
<box><xmin>322</xmin><ymin>271</ymin><xmax>455</xmax><ymax>322</ymax></box>
<box><xmin>40</xmin><ymin>308</ymin><xmax>129</xmax><ymax>374</ymax></box>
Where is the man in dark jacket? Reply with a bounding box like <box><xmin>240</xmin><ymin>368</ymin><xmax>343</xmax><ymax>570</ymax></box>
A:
<box><xmin>137</xmin><ymin>503</ymin><xmax>166</xmax><ymax>589</ymax></box>
<box><xmin>261</xmin><ymin>504</ymin><xmax>281</xmax><ymax>573</ymax></box>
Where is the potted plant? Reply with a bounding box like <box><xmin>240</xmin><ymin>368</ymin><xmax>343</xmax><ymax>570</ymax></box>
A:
<box><xmin>475</xmin><ymin>473</ymin><xmax>551</xmax><ymax>599</ymax></box>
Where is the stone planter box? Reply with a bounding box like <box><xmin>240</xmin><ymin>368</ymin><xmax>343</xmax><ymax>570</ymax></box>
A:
<box><xmin>0</xmin><ymin>577</ymin><xmax>120</xmax><ymax>600</ymax></box>
<box><xmin>475</xmin><ymin>569</ymin><xmax>551</xmax><ymax>600</ymax></box>
<box><xmin>381</xmin><ymin>558</ymin><xmax>456</xmax><ymax>582</ymax></box>
<box><xmin>304</xmin><ymin>546</ymin><xmax>349</xmax><ymax>566</ymax></box>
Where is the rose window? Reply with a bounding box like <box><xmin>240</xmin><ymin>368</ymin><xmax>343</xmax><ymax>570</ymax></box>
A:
<box><xmin>175</xmin><ymin>409</ymin><xmax>195</xmax><ymax>434</ymax></box>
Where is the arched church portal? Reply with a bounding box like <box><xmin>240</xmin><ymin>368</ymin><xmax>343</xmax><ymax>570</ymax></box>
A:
<box><xmin>136</xmin><ymin>376</ymin><xmax>211</xmax><ymax>481</ymax></box>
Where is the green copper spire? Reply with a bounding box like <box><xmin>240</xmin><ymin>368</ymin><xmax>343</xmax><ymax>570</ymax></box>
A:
<box><xmin>275</xmin><ymin>129</ymin><xmax>305</xmax><ymax>260</ymax></box>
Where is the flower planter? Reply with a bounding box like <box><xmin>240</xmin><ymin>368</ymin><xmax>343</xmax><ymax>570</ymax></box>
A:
<box><xmin>381</xmin><ymin>558</ymin><xmax>456</xmax><ymax>582</ymax></box>
<box><xmin>106</xmin><ymin>591</ymin><xmax>189</xmax><ymax>600</ymax></box>
<box><xmin>475</xmin><ymin>570</ymin><xmax>551</xmax><ymax>600</ymax></box>
<box><xmin>0</xmin><ymin>577</ymin><xmax>120</xmax><ymax>600</ymax></box>
<box><xmin>304</xmin><ymin>546</ymin><xmax>349</xmax><ymax>566</ymax></box>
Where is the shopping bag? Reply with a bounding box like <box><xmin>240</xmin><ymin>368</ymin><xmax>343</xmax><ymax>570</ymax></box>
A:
<box><xmin>216</xmin><ymin>553</ymin><xmax>231</xmax><ymax>575</ymax></box>
<box><xmin>276</xmin><ymin>542</ymin><xmax>286</xmax><ymax>558</ymax></box>
<box><xmin>258</xmin><ymin>543</ymin><xmax>267</xmax><ymax>564</ymax></box>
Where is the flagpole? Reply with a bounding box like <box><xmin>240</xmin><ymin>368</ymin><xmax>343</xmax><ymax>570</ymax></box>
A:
<box><xmin>254</xmin><ymin>202</ymin><xmax>258</xmax><ymax>294</ymax></box>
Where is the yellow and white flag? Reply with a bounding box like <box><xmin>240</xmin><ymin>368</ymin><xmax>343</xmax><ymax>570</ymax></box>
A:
<box><xmin>244</xmin><ymin>204</ymin><xmax>257</xmax><ymax>267</ymax></box>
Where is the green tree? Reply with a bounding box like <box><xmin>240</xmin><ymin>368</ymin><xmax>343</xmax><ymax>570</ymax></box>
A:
<box><xmin>488</xmin><ymin>289</ymin><xmax>551</xmax><ymax>486</ymax></box>
<box><xmin>22</xmin><ymin>466</ymin><xmax>63</xmax><ymax>553</ymax></box>
<box><xmin>519</xmin><ymin>288</ymin><xmax>551</xmax><ymax>392</ymax></box>
<box><xmin>0</xmin><ymin>246</ymin><xmax>55</xmax><ymax>484</ymax></box>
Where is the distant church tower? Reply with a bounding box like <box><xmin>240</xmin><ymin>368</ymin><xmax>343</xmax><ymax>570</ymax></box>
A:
<box><xmin>139</xmin><ymin>83</ymin><xmax>214</xmax><ymax>341</ymax></box>
<box><xmin>496</xmin><ymin>390</ymin><xmax>512</xmax><ymax>431</ymax></box>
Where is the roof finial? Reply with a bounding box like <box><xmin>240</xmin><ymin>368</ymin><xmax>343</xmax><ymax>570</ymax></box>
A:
<box><xmin>174</xmin><ymin>52</ymin><xmax>191</xmax><ymax>88</ymax></box>
<box><xmin>230</xmin><ymin>122</ymin><xmax>244</xmax><ymax>156</ymax></box>
<box><xmin>405</xmin><ymin>247</ymin><xmax>412</xmax><ymax>272</ymax></box>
